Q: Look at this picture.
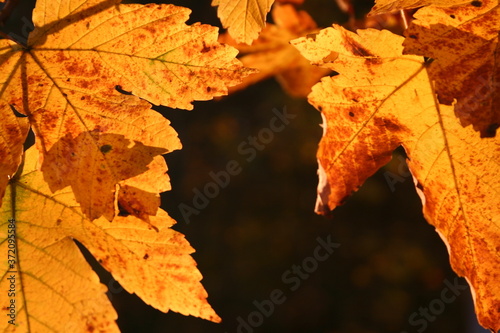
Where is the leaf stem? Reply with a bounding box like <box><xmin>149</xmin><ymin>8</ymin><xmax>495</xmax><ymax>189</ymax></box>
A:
<box><xmin>400</xmin><ymin>9</ymin><xmax>408</xmax><ymax>30</ymax></box>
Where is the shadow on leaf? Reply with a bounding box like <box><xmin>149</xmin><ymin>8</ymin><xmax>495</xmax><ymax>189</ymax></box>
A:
<box><xmin>41</xmin><ymin>131</ymin><xmax>167</xmax><ymax>221</ymax></box>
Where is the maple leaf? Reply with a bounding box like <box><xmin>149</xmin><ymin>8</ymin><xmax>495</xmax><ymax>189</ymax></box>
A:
<box><xmin>402</xmin><ymin>0</ymin><xmax>500</xmax><ymax>137</ymax></box>
<box><xmin>0</xmin><ymin>0</ymin><xmax>253</xmax><ymax>329</ymax></box>
<box><xmin>0</xmin><ymin>0</ymin><xmax>252</xmax><ymax>221</ymax></box>
<box><xmin>292</xmin><ymin>25</ymin><xmax>500</xmax><ymax>331</ymax></box>
<box><xmin>369</xmin><ymin>0</ymin><xmax>472</xmax><ymax>15</ymax></box>
<box><xmin>0</xmin><ymin>147</ymin><xmax>220</xmax><ymax>332</ymax></box>
<box><xmin>212</xmin><ymin>0</ymin><xmax>275</xmax><ymax>44</ymax></box>
<box><xmin>219</xmin><ymin>3</ymin><xmax>331</xmax><ymax>97</ymax></box>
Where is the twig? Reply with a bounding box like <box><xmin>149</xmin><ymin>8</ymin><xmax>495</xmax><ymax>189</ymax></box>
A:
<box><xmin>400</xmin><ymin>9</ymin><xmax>409</xmax><ymax>30</ymax></box>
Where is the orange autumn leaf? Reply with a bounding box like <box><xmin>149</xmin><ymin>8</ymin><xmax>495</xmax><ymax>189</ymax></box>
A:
<box><xmin>219</xmin><ymin>3</ymin><xmax>331</xmax><ymax>97</ymax></box>
<box><xmin>369</xmin><ymin>0</ymin><xmax>472</xmax><ymax>15</ymax></box>
<box><xmin>0</xmin><ymin>0</ymin><xmax>252</xmax><ymax>221</ymax></box>
<box><xmin>402</xmin><ymin>0</ymin><xmax>500</xmax><ymax>137</ymax></box>
<box><xmin>0</xmin><ymin>147</ymin><xmax>220</xmax><ymax>332</ymax></box>
<box><xmin>212</xmin><ymin>0</ymin><xmax>275</xmax><ymax>44</ymax></box>
<box><xmin>0</xmin><ymin>0</ymin><xmax>253</xmax><ymax>330</ymax></box>
<box><xmin>292</xmin><ymin>25</ymin><xmax>500</xmax><ymax>331</ymax></box>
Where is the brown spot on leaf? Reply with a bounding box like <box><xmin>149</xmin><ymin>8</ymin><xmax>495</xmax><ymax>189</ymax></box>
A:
<box><xmin>100</xmin><ymin>144</ymin><xmax>112</xmax><ymax>153</ymax></box>
<box><xmin>40</xmin><ymin>110</ymin><xmax>60</xmax><ymax>130</ymax></box>
<box><xmin>144</xmin><ymin>25</ymin><xmax>156</xmax><ymax>35</ymax></box>
<box><xmin>143</xmin><ymin>254</ymin><xmax>149</xmax><ymax>260</ymax></box>
<box><xmin>343</xmin><ymin>88</ymin><xmax>364</xmax><ymax>103</ymax></box>
<box><xmin>365</xmin><ymin>57</ymin><xmax>382</xmax><ymax>65</ymax></box>
<box><xmin>343</xmin><ymin>34</ymin><xmax>375</xmax><ymax>58</ymax></box>
<box><xmin>201</xmin><ymin>41</ymin><xmax>211</xmax><ymax>53</ymax></box>
<box><xmin>470</xmin><ymin>0</ymin><xmax>482</xmax><ymax>6</ymax></box>
<box><xmin>54</xmin><ymin>51</ymin><xmax>69</xmax><ymax>63</ymax></box>
<box><xmin>306</xmin><ymin>33</ymin><xmax>317</xmax><ymax>41</ymax></box>
<box><xmin>65</xmin><ymin>58</ymin><xmax>96</xmax><ymax>76</ymax></box>
<box><xmin>4</xmin><ymin>125</ymin><xmax>18</xmax><ymax>136</ymax></box>
<box><xmin>322</xmin><ymin>51</ymin><xmax>338</xmax><ymax>63</ymax></box>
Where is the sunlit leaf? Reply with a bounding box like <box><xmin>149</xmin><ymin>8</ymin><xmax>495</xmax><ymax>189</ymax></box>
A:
<box><xmin>293</xmin><ymin>25</ymin><xmax>500</xmax><ymax>331</ymax></box>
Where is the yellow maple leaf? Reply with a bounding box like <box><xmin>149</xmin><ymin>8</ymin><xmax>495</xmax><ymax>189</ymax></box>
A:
<box><xmin>212</xmin><ymin>0</ymin><xmax>275</xmax><ymax>44</ymax></box>
<box><xmin>292</xmin><ymin>25</ymin><xmax>500</xmax><ymax>331</ymax></box>
<box><xmin>0</xmin><ymin>0</ymin><xmax>252</xmax><ymax>221</ymax></box>
<box><xmin>0</xmin><ymin>147</ymin><xmax>220</xmax><ymax>332</ymax></box>
<box><xmin>369</xmin><ymin>0</ymin><xmax>472</xmax><ymax>15</ymax></box>
<box><xmin>0</xmin><ymin>0</ymin><xmax>253</xmax><ymax>330</ymax></box>
<box><xmin>402</xmin><ymin>0</ymin><xmax>500</xmax><ymax>137</ymax></box>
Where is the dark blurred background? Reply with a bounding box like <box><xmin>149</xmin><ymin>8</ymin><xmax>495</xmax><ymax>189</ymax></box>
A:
<box><xmin>1</xmin><ymin>0</ymin><xmax>490</xmax><ymax>332</ymax></box>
